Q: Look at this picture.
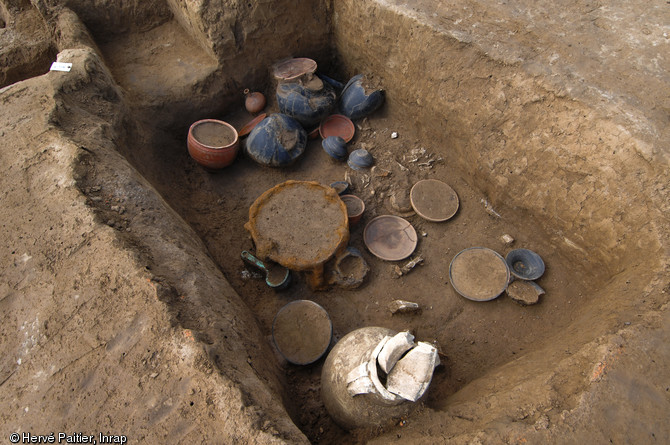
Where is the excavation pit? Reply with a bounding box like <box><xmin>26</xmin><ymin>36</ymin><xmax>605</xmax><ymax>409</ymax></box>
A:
<box><xmin>1</xmin><ymin>1</ymin><xmax>668</xmax><ymax>444</ymax></box>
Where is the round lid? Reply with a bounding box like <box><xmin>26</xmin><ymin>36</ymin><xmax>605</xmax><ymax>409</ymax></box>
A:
<box><xmin>273</xmin><ymin>300</ymin><xmax>332</xmax><ymax>365</ymax></box>
<box><xmin>363</xmin><ymin>215</ymin><xmax>417</xmax><ymax>261</ymax></box>
<box><xmin>410</xmin><ymin>179</ymin><xmax>459</xmax><ymax>222</ymax></box>
<box><xmin>273</xmin><ymin>58</ymin><xmax>317</xmax><ymax>81</ymax></box>
<box><xmin>319</xmin><ymin>114</ymin><xmax>355</xmax><ymax>142</ymax></box>
<box><xmin>449</xmin><ymin>247</ymin><xmax>510</xmax><ymax>301</ymax></box>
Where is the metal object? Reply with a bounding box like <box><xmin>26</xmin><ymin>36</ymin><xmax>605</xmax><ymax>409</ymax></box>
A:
<box><xmin>245</xmin><ymin>180</ymin><xmax>349</xmax><ymax>289</ymax></box>
<box><xmin>240</xmin><ymin>250</ymin><xmax>290</xmax><ymax>289</ymax></box>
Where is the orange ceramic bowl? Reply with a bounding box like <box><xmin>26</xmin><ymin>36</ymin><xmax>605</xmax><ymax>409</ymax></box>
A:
<box><xmin>187</xmin><ymin>119</ymin><xmax>239</xmax><ymax>170</ymax></box>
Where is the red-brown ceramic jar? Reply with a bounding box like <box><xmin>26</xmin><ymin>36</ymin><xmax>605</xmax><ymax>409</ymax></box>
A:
<box><xmin>244</xmin><ymin>89</ymin><xmax>266</xmax><ymax>114</ymax></box>
<box><xmin>187</xmin><ymin>119</ymin><xmax>239</xmax><ymax>170</ymax></box>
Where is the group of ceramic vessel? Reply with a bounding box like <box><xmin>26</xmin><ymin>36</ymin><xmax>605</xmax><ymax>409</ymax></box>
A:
<box><xmin>186</xmin><ymin>57</ymin><xmax>384</xmax><ymax>171</ymax></box>
<box><xmin>449</xmin><ymin>246</ymin><xmax>545</xmax><ymax>302</ymax></box>
<box><xmin>321</xmin><ymin>136</ymin><xmax>374</xmax><ymax>170</ymax></box>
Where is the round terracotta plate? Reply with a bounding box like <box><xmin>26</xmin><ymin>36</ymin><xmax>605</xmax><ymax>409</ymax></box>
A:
<box><xmin>449</xmin><ymin>247</ymin><xmax>510</xmax><ymax>301</ymax></box>
<box><xmin>272</xmin><ymin>300</ymin><xmax>332</xmax><ymax>365</ymax></box>
<box><xmin>238</xmin><ymin>113</ymin><xmax>267</xmax><ymax>138</ymax></box>
<box><xmin>273</xmin><ymin>57</ymin><xmax>317</xmax><ymax>81</ymax></box>
<box><xmin>363</xmin><ymin>215</ymin><xmax>417</xmax><ymax>261</ymax></box>
<box><xmin>319</xmin><ymin>114</ymin><xmax>355</xmax><ymax>142</ymax></box>
<box><xmin>410</xmin><ymin>179</ymin><xmax>459</xmax><ymax>222</ymax></box>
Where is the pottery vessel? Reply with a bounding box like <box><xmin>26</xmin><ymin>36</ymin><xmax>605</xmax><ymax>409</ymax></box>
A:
<box><xmin>330</xmin><ymin>181</ymin><xmax>351</xmax><ymax>195</ymax></box>
<box><xmin>319</xmin><ymin>114</ymin><xmax>355</xmax><ymax>142</ymax></box>
<box><xmin>347</xmin><ymin>148</ymin><xmax>374</xmax><ymax>170</ymax></box>
<box><xmin>505</xmin><ymin>249</ymin><xmax>545</xmax><ymax>281</ymax></box>
<box><xmin>328</xmin><ymin>246</ymin><xmax>369</xmax><ymax>289</ymax></box>
<box><xmin>246</xmin><ymin>113</ymin><xmax>307</xmax><ymax>167</ymax></box>
<box><xmin>276</xmin><ymin>76</ymin><xmax>336</xmax><ymax>128</ymax></box>
<box><xmin>238</xmin><ymin>113</ymin><xmax>267</xmax><ymax>138</ymax></box>
<box><xmin>244</xmin><ymin>89</ymin><xmax>266</xmax><ymax>114</ymax></box>
<box><xmin>187</xmin><ymin>119</ymin><xmax>239</xmax><ymax>170</ymax></box>
<box><xmin>340</xmin><ymin>74</ymin><xmax>385</xmax><ymax>120</ymax></box>
<box><xmin>321</xmin><ymin>327</ymin><xmax>414</xmax><ymax>430</ymax></box>
<box><xmin>322</xmin><ymin>136</ymin><xmax>348</xmax><ymax>161</ymax></box>
<box><xmin>340</xmin><ymin>194</ymin><xmax>365</xmax><ymax>226</ymax></box>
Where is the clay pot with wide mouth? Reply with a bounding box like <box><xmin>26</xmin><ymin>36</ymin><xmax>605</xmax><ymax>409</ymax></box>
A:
<box><xmin>187</xmin><ymin>119</ymin><xmax>239</xmax><ymax>170</ymax></box>
<box><xmin>340</xmin><ymin>194</ymin><xmax>365</xmax><ymax>226</ymax></box>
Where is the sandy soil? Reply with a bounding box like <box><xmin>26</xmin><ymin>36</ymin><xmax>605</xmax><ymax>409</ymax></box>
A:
<box><xmin>1</xmin><ymin>1</ymin><xmax>668</xmax><ymax>444</ymax></box>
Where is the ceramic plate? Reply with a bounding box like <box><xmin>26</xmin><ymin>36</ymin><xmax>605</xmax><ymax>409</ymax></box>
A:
<box><xmin>449</xmin><ymin>247</ymin><xmax>510</xmax><ymax>301</ymax></box>
<box><xmin>410</xmin><ymin>179</ymin><xmax>459</xmax><ymax>222</ymax></box>
<box><xmin>319</xmin><ymin>114</ymin><xmax>355</xmax><ymax>142</ymax></box>
<box><xmin>363</xmin><ymin>215</ymin><xmax>417</xmax><ymax>261</ymax></box>
<box><xmin>238</xmin><ymin>113</ymin><xmax>267</xmax><ymax>138</ymax></box>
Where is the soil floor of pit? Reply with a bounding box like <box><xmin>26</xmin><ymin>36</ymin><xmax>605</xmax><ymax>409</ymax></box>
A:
<box><xmin>118</xmin><ymin>102</ymin><xmax>596</xmax><ymax>442</ymax></box>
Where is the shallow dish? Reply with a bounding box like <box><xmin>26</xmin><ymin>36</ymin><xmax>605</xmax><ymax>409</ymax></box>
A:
<box><xmin>410</xmin><ymin>179</ymin><xmax>459</xmax><ymax>222</ymax></box>
<box><xmin>505</xmin><ymin>248</ymin><xmax>545</xmax><ymax>280</ymax></box>
<box><xmin>272</xmin><ymin>300</ymin><xmax>332</xmax><ymax>365</ymax></box>
<box><xmin>238</xmin><ymin>113</ymin><xmax>267</xmax><ymax>138</ymax></box>
<box><xmin>449</xmin><ymin>247</ymin><xmax>510</xmax><ymax>301</ymax></box>
<box><xmin>363</xmin><ymin>215</ymin><xmax>417</xmax><ymax>261</ymax></box>
<box><xmin>319</xmin><ymin>114</ymin><xmax>355</xmax><ymax>142</ymax></box>
<box><xmin>272</xmin><ymin>57</ymin><xmax>317</xmax><ymax>81</ymax></box>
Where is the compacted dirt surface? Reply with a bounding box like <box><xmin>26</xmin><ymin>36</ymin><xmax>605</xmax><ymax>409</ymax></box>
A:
<box><xmin>1</xmin><ymin>1</ymin><xmax>669</xmax><ymax>444</ymax></box>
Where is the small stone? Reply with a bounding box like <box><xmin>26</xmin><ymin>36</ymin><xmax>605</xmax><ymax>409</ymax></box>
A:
<box><xmin>391</xmin><ymin>132</ymin><xmax>398</xmax><ymax>139</ymax></box>
<box><xmin>388</xmin><ymin>300</ymin><xmax>421</xmax><ymax>314</ymax></box>
<box><xmin>149</xmin><ymin>372</ymin><xmax>159</xmax><ymax>378</ymax></box>
<box><xmin>506</xmin><ymin>280</ymin><xmax>545</xmax><ymax>305</ymax></box>
<box><xmin>90</xmin><ymin>186</ymin><xmax>101</xmax><ymax>192</ymax></box>
<box><xmin>501</xmin><ymin>234</ymin><xmax>515</xmax><ymax>246</ymax></box>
